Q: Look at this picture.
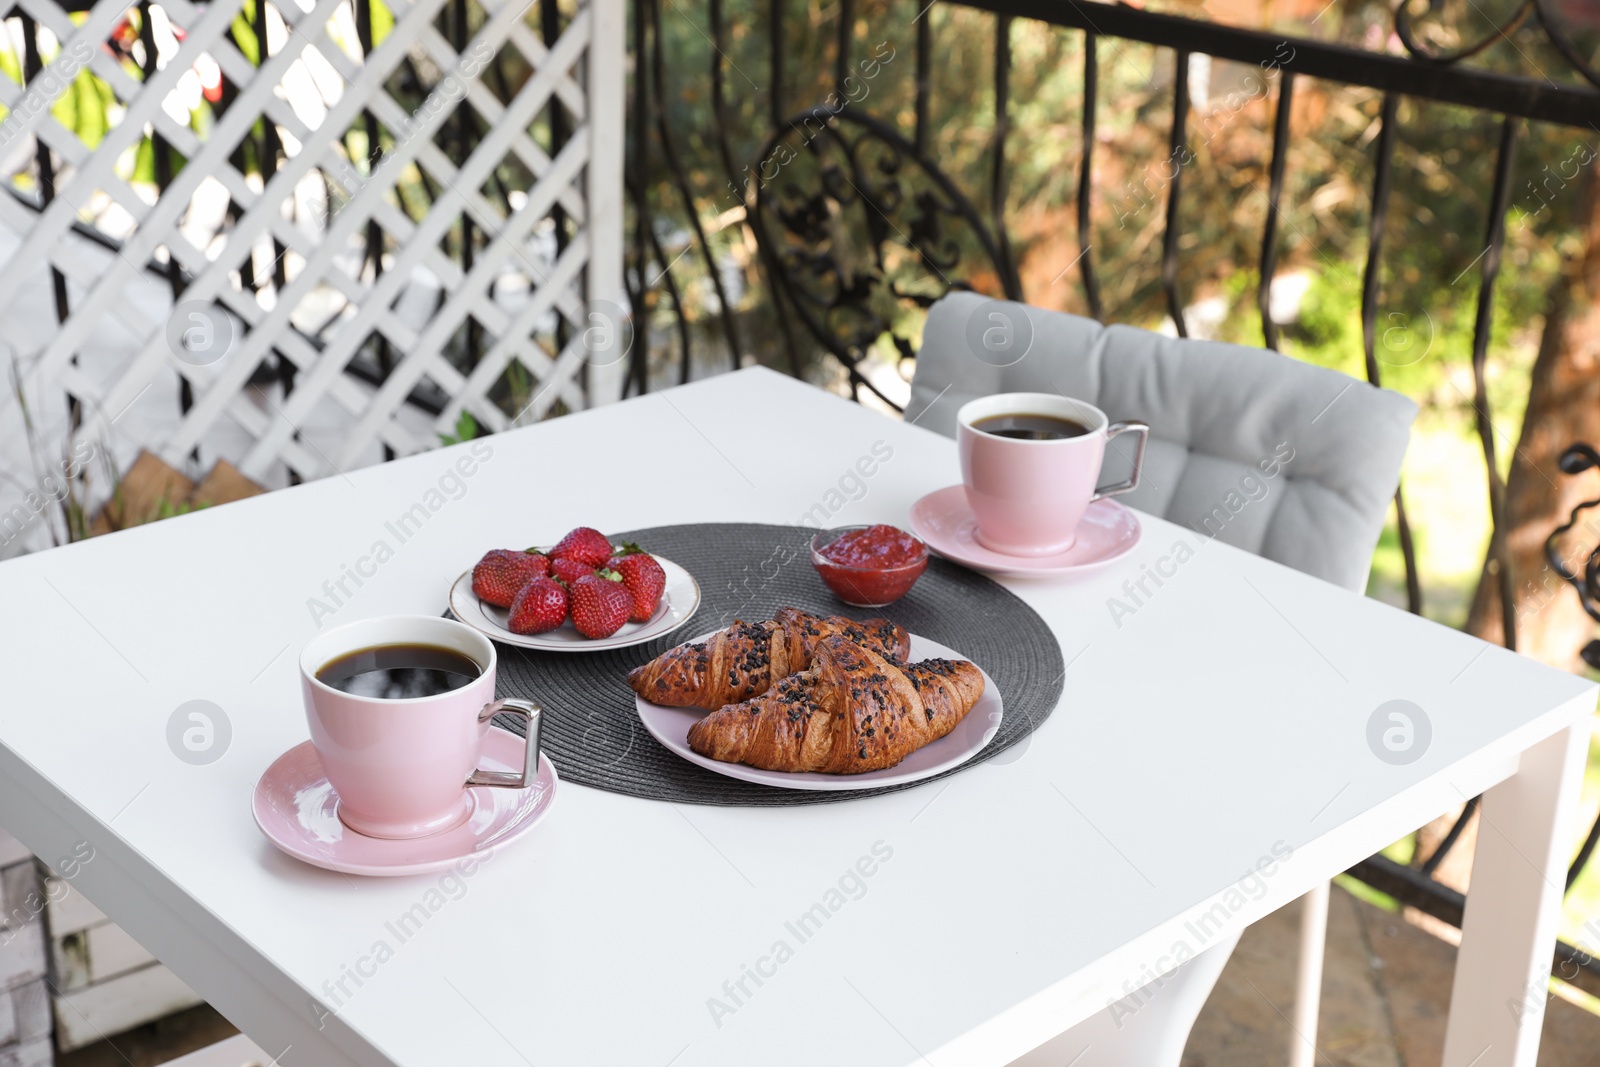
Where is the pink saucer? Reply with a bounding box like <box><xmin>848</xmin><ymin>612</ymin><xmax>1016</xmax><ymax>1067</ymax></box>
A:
<box><xmin>253</xmin><ymin>730</ymin><xmax>557</xmax><ymax>877</ymax></box>
<box><xmin>909</xmin><ymin>485</ymin><xmax>1141</xmax><ymax>578</ymax></box>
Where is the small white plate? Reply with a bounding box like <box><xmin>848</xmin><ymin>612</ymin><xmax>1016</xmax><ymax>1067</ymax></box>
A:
<box><xmin>448</xmin><ymin>556</ymin><xmax>701</xmax><ymax>652</ymax></box>
<box><xmin>636</xmin><ymin>631</ymin><xmax>1003</xmax><ymax>791</ymax></box>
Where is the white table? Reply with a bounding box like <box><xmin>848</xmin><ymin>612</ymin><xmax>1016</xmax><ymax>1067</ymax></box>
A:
<box><xmin>0</xmin><ymin>367</ymin><xmax>1591</xmax><ymax>1067</ymax></box>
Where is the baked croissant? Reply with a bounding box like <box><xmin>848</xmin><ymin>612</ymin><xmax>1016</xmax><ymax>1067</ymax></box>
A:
<box><xmin>687</xmin><ymin>635</ymin><xmax>986</xmax><ymax>774</ymax></box>
<box><xmin>627</xmin><ymin>608</ymin><xmax>910</xmax><ymax>710</ymax></box>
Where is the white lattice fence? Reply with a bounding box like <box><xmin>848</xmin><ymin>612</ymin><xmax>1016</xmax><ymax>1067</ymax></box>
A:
<box><xmin>0</xmin><ymin>0</ymin><xmax>622</xmax><ymax>501</ymax></box>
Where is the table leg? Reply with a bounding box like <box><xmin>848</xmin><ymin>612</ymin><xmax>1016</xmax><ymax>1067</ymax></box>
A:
<box><xmin>1289</xmin><ymin>879</ymin><xmax>1329</xmax><ymax>1067</ymax></box>
<box><xmin>1441</xmin><ymin>720</ymin><xmax>1591</xmax><ymax>1067</ymax></box>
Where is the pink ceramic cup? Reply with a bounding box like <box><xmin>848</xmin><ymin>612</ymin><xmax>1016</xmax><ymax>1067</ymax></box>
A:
<box><xmin>957</xmin><ymin>392</ymin><xmax>1148</xmax><ymax>557</ymax></box>
<box><xmin>300</xmin><ymin>615</ymin><xmax>541</xmax><ymax>840</ymax></box>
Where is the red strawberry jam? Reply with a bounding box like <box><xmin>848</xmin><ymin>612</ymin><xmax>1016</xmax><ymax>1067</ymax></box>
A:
<box><xmin>810</xmin><ymin>524</ymin><xmax>928</xmax><ymax>607</ymax></box>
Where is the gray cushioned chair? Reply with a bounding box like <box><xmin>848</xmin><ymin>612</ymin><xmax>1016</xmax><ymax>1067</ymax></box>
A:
<box><xmin>906</xmin><ymin>291</ymin><xmax>1418</xmax><ymax>1067</ymax></box>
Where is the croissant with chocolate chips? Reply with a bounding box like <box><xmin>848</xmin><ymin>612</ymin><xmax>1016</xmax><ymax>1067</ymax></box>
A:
<box><xmin>627</xmin><ymin>608</ymin><xmax>911</xmax><ymax>710</ymax></box>
<box><xmin>686</xmin><ymin>635</ymin><xmax>986</xmax><ymax>774</ymax></box>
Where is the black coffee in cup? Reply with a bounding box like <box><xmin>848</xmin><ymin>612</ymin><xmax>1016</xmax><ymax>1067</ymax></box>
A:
<box><xmin>317</xmin><ymin>643</ymin><xmax>482</xmax><ymax>699</ymax></box>
<box><xmin>972</xmin><ymin>413</ymin><xmax>1091</xmax><ymax>440</ymax></box>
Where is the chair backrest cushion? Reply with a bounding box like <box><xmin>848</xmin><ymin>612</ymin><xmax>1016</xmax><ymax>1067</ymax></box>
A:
<box><xmin>905</xmin><ymin>291</ymin><xmax>1418</xmax><ymax>592</ymax></box>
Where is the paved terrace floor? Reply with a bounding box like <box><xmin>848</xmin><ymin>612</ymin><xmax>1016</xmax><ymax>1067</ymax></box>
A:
<box><xmin>1186</xmin><ymin>886</ymin><xmax>1600</xmax><ymax>1066</ymax></box>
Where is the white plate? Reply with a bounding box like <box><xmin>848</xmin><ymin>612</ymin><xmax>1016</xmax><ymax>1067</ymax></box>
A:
<box><xmin>448</xmin><ymin>556</ymin><xmax>701</xmax><ymax>652</ymax></box>
<box><xmin>636</xmin><ymin>631</ymin><xmax>1003</xmax><ymax>791</ymax></box>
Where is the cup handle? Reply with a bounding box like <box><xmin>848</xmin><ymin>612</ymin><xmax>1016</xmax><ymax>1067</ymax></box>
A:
<box><xmin>467</xmin><ymin>698</ymin><xmax>541</xmax><ymax>789</ymax></box>
<box><xmin>1092</xmin><ymin>421</ymin><xmax>1150</xmax><ymax>500</ymax></box>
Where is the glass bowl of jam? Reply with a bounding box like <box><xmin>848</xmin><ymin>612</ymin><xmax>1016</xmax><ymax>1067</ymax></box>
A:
<box><xmin>810</xmin><ymin>524</ymin><xmax>929</xmax><ymax>607</ymax></box>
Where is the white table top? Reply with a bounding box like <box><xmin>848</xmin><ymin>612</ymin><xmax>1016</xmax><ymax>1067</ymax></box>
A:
<box><xmin>0</xmin><ymin>367</ymin><xmax>1592</xmax><ymax>1067</ymax></box>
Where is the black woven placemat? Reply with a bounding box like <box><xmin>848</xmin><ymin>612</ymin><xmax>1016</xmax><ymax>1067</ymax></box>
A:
<box><xmin>482</xmin><ymin>523</ymin><xmax>1064</xmax><ymax>805</ymax></box>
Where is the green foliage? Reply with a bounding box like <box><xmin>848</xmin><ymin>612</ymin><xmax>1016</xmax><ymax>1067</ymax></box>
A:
<box><xmin>438</xmin><ymin>410</ymin><xmax>480</xmax><ymax>446</ymax></box>
<box><xmin>230</xmin><ymin>3</ymin><xmax>260</xmax><ymax>65</ymax></box>
<box><xmin>154</xmin><ymin>497</ymin><xmax>209</xmax><ymax>521</ymax></box>
<box><xmin>0</xmin><ymin>39</ymin><xmax>21</xmax><ymax>86</ymax></box>
<box><xmin>131</xmin><ymin>136</ymin><xmax>158</xmax><ymax>185</ymax></box>
<box><xmin>1282</xmin><ymin>270</ymin><xmax>1365</xmax><ymax>377</ymax></box>
<box><xmin>369</xmin><ymin>0</ymin><xmax>395</xmax><ymax>47</ymax></box>
<box><xmin>50</xmin><ymin>67</ymin><xmax>114</xmax><ymax>150</ymax></box>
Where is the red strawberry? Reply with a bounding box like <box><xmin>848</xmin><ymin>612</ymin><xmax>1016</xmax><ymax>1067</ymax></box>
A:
<box><xmin>508</xmin><ymin>577</ymin><xmax>568</xmax><ymax>635</ymax></box>
<box><xmin>550</xmin><ymin>556</ymin><xmax>596</xmax><ymax>585</ymax></box>
<box><xmin>550</xmin><ymin>526</ymin><xmax>613</xmax><ymax>567</ymax></box>
<box><xmin>472</xmin><ymin>550</ymin><xmax>549</xmax><ymax>608</ymax></box>
<box><xmin>608</xmin><ymin>550</ymin><xmax>666</xmax><ymax>623</ymax></box>
<box><xmin>569</xmin><ymin>570</ymin><xmax>631</xmax><ymax>638</ymax></box>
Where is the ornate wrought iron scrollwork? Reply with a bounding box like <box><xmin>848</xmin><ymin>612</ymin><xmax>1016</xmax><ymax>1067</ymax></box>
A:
<box><xmin>1395</xmin><ymin>0</ymin><xmax>1600</xmax><ymax>89</ymax></box>
<box><xmin>1545</xmin><ymin>443</ymin><xmax>1600</xmax><ymax>668</ymax></box>
<box><xmin>750</xmin><ymin>107</ymin><xmax>1019</xmax><ymax>411</ymax></box>
<box><xmin>1542</xmin><ymin>442</ymin><xmax>1600</xmax><ymax>890</ymax></box>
